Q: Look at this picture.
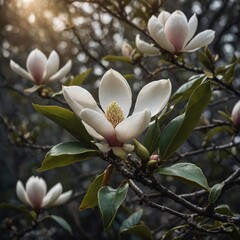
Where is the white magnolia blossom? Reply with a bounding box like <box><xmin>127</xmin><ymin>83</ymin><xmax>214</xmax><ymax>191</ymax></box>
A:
<box><xmin>10</xmin><ymin>49</ymin><xmax>72</xmax><ymax>92</ymax></box>
<box><xmin>136</xmin><ymin>10</ymin><xmax>215</xmax><ymax>55</ymax></box>
<box><xmin>16</xmin><ymin>176</ymin><xmax>72</xmax><ymax>209</ymax></box>
<box><xmin>63</xmin><ymin>69</ymin><xmax>171</xmax><ymax>154</ymax></box>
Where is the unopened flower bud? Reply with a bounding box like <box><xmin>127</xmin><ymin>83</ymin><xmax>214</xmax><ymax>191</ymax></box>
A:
<box><xmin>112</xmin><ymin>147</ymin><xmax>127</xmax><ymax>159</ymax></box>
<box><xmin>38</xmin><ymin>87</ymin><xmax>53</xmax><ymax>98</ymax></box>
<box><xmin>133</xmin><ymin>139</ymin><xmax>150</xmax><ymax>164</ymax></box>
<box><xmin>150</xmin><ymin>154</ymin><xmax>159</xmax><ymax>161</ymax></box>
<box><xmin>121</xmin><ymin>42</ymin><xmax>133</xmax><ymax>58</ymax></box>
<box><xmin>147</xmin><ymin>159</ymin><xmax>158</xmax><ymax>170</ymax></box>
<box><xmin>231</xmin><ymin>100</ymin><xmax>240</xmax><ymax>130</ymax></box>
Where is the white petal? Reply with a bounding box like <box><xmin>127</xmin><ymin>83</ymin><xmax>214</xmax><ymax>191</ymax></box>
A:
<box><xmin>135</xmin><ymin>35</ymin><xmax>160</xmax><ymax>56</ymax></box>
<box><xmin>115</xmin><ymin>110</ymin><xmax>151</xmax><ymax>142</ymax></box>
<box><xmin>82</xmin><ymin>121</ymin><xmax>105</xmax><ymax>141</ymax></box>
<box><xmin>133</xmin><ymin>79</ymin><xmax>172</xmax><ymax>117</ymax></box>
<box><xmin>148</xmin><ymin>16</ymin><xmax>174</xmax><ymax>53</ymax></box>
<box><xmin>164</xmin><ymin>11</ymin><xmax>188</xmax><ymax>52</ymax></box>
<box><xmin>184</xmin><ymin>13</ymin><xmax>198</xmax><ymax>46</ymax></box>
<box><xmin>157</xmin><ymin>10</ymin><xmax>171</xmax><ymax>26</ymax></box>
<box><xmin>171</xmin><ymin>10</ymin><xmax>188</xmax><ymax>22</ymax></box>
<box><xmin>10</xmin><ymin>60</ymin><xmax>32</xmax><ymax>81</ymax></box>
<box><xmin>80</xmin><ymin>108</ymin><xmax>116</xmax><ymax>141</ymax></box>
<box><xmin>16</xmin><ymin>181</ymin><xmax>31</xmax><ymax>206</ymax></box>
<box><xmin>99</xmin><ymin>69</ymin><xmax>132</xmax><ymax>116</ymax></box>
<box><xmin>26</xmin><ymin>176</ymin><xmax>47</xmax><ymax>209</ymax></box>
<box><xmin>23</xmin><ymin>85</ymin><xmax>42</xmax><ymax>94</ymax></box>
<box><xmin>183</xmin><ymin>30</ymin><xmax>215</xmax><ymax>52</ymax></box>
<box><xmin>123</xmin><ymin>143</ymin><xmax>134</xmax><ymax>152</ymax></box>
<box><xmin>95</xmin><ymin>143</ymin><xmax>111</xmax><ymax>153</ymax></box>
<box><xmin>62</xmin><ymin>86</ymin><xmax>102</xmax><ymax>118</ymax></box>
<box><xmin>51</xmin><ymin>190</ymin><xmax>73</xmax><ymax>206</ymax></box>
<box><xmin>27</xmin><ymin>49</ymin><xmax>47</xmax><ymax>85</ymax></box>
<box><xmin>49</xmin><ymin>60</ymin><xmax>72</xmax><ymax>82</ymax></box>
<box><xmin>44</xmin><ymin>50</ymin><xmax>60</xmax><ymax>80</ymax></box>
<box><xmin>42</xmin><ymin>183</ymin><xmax>63</xmax><ymax>208</ymax></box>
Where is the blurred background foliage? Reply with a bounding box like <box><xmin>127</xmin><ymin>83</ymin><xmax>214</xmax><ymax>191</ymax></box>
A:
<box><xmin>0</xmin><ymin>0</ymin><xmax>240</xmax><ymax>239</ymax></box>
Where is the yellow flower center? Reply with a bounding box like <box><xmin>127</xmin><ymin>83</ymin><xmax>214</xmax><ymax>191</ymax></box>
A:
<box><xmin>105</xmin><ymin>101</ymin><xmax>124</xmax><ymax>128</ymax></box>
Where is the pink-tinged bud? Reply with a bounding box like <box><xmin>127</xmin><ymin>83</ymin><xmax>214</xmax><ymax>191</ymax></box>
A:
<box><xmin>150</xmin><ymin>154</ymin><xmax>159</xmax><ymax>161</ymax></box>
<box><xmin>121</xmin><ymin>42</ymin><xmax>133</xmax><ymax>58</ymax></box>
<box><xmin>232</xmin><ymin>100</ymin><xmax>240</xmax><ymax>130</ymax></box>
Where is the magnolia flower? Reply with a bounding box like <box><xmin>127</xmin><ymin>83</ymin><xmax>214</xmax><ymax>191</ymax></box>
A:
<box><xmin>10</xmin><ymin>49</ymin><xmax>72</xmax><ymax>92</ymax></box>
<box><xmin>63</xmin><ymin>69</ymin><xmax>171</xmax><ymax>155</ymax></box>
<box><xmin>136</xmin><ymin>10</ymin><xmax>215</xmax><ymax>55</ymax></box>
<box><xmin>232</xmin><ymin>100</ymin><xmax>240</xmax><ymax>129</ymax></box>
<box><xmin>16</xmin><ymin>176</ymin><xmax>72</xmax><ymax>209</ymax></box>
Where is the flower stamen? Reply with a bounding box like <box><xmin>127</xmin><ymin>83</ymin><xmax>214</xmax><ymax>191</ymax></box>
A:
<box><xmin>105</xmin><ymin>101</ymin><xmax>124</xmax><ymax>128</ymax></box>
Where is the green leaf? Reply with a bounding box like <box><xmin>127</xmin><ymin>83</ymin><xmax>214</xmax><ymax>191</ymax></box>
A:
<box><xmin>171</xmin><ymin>75</ymin><xmax>205</xmax><ymax>102</ymax></box>
<box><xmin>123</xmin><ymin>74</ymin><xmax>135</xmax><ymax>80</ymax></box>
<box><xmin>38</xmin><ymin>142</ymin><xmax>99</xmax><ymax>172</ymax></box>
<box><xmin>143</xmin><ymin>120</ymin><xmax>161</xmax><ymax>155</ymax></box>
<box><xmin>159</xmin><ymin>81</ymin><xmax>212</xmax><ymax>160</ymax></box>
<box><xmin>208</xmin><ymin>183</ymin><xmax>224</xmax><ymax>204</ymax></box>
<box><xmin>161</xmin><ymin>225</ymin><xmax>188</xmax><ymax>240</ymax></box>
<box><xmin>121</xmin><ymin>224</ymin><xmax>152</xmax><ymax>240</ymax></box>
<box><xmin>120</xmin><ymin>209</ymin><xmax>143</xmax><ymax>232</ymax></box>
<box><xmin>80</xmin><ymin>172</ymin><xmax>105</xmax><ymax>211</ymax></box>
<box><xmin>215</xmin><ymin>204</ymin><xmax>234</xmax><ymax>216</ymax></box>
<box><xmin>156</xmin><ymin>163</ymin><xmax>210</xmax><ymax>191</ymax></box>
<box><xmin>64</xmin><ymin>68</ymin><xmax>92</xmax><ymax>86</ymax></box>
<box><xmin>102</xmin><ymin>55</ymin><xmax>132</xmax><ymax>64</ymax></box>
<box><xmin>204</xmin><ymin>125</ymin><xmax>233</xmax><ymax>145</ymax></box>
<box><xmin>98</xmin><ymin>183</ymin><xmax>129</xmax><ymax>230</ymax></box>
<box><xmin>47</xmin><ymin>215</ymin><xmax>73</xmax><ymax>235</ymax></box>
<box><xmin>33</xmin><ymin>104</ymin><xmax>92</xmax><ymax>142</ymax></box>
<box><xmin>216</xmin><ymin>55</ymin><xmax>240</xmax><ymax>84</ymax></box>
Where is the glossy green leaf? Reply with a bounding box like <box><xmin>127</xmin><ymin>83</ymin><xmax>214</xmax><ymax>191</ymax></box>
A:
<box><xmin>171</xmin><ymin>75</ymin><xmax>205</xmax><ymax>102</ymax></box>
<box><xmin>143</xmin><ymin>120</ymin><xmax>161</xmax><ymax>155</ymax></box>
<box><xmin>80</xmin><ymin>172</ymin><xmax>105</xmax><ymax>211</ymax></box>
<box><xmin>215</xmin><ymin>204</ymin><xmax>234</xmax><ymax>216</ymax></box>
<box><xmin>47</xmin><ymin>215</ymin><xmax>72</xmax><ymax>235</ymax></box>
<box><xmin>208</xmin><ymin>183</ymin><xmax>224</xmax><ymax>204</ymax></box>
<box><xmin>159</xmin><ymin>81</ymin><xmax>212</xmax><ymax>160</ymax></box>
<box><xmin>33</xmin><ymin>104</ymin><xmax>92</xmax><ymax>142</ymax></box>
<box><xmin>156</xmin><ymin>163</ymin><xmax>210</xmax><ymax>191</ymax></box>
<box><xmin>102</xmin><ymin>55</ymin><xmax>132</xmax><ymax>64</ymax></box>
<box><xmin>64</xmin><ymin>68</ymin><xmax>92</xmax><ymax>86</ymax></box>
<box><xmin>38</xmin><ymin>142</ymin><xmax>99</xmax><ymax>172</ymax></box>
<box><xmin>120</xmin><ymin>209</ymin><xmax>143</xmax><ymax>232</ymax></box>
<box><xmin>98</xmin><ymin>183</ymin><xmax>129</xmax><ymax>230</ymax></box>
<box><xmin>121</xmin><ymin>224</ymin><xmax>152</xmax><ymax>240</ymax></box>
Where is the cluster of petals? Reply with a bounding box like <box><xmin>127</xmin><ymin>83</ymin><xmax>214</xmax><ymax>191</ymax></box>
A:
<box><xmin>63</xmin><ymin>69</ymin><xmax>171</xmax><ymax>154</ymax></box>
<box><xmin>16</xmin><ymin>176</ymin><xmax>72</xmax><ymax>209</ymax></box>
<box><xmin>232</xmin><ymin>100</ymin><xmax>240</xmax><ymax>129</ymax></box>
<box><xmin>10</xmin><ymin>49</ymin><xmax>72</xmax><ymax>92</ymax></box>
<box><xmin>136</xmin><ymin>10</ymin><xmax>215</xmax><ymax>55</ymax></box>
